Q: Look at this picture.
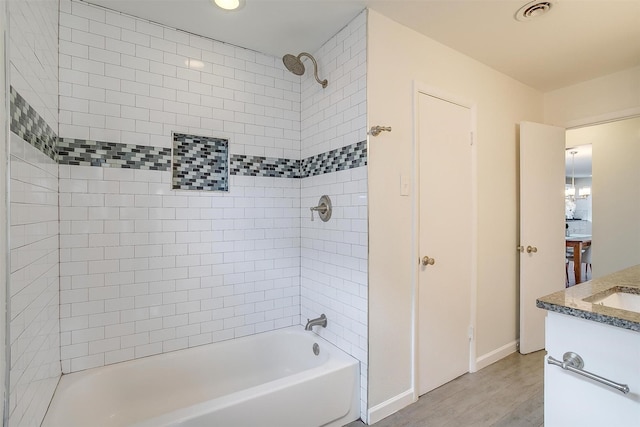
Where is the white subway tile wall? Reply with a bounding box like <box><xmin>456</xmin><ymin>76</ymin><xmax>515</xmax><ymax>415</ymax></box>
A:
<box><xmin>59</xmin><ymin>166</ymin><xmax>301</xmax><ymax>372</ymax></box>
<box><xmin>59</xmin><ymin>0</ymin><xmax>369</xmax><ymax>421</ymax></box>
<box><xmin>8</xmin><ymin>1</ymin><xmax>61</xmax><ymax>426</ymax></box>
<box><xmin>300</xmin><ymin>11</ymin><xmax>369</xmax><ymax>420</ymax></box>
<box><xmin>9</xmin><ymin>0</ymin><xmax>59</xmax><ymax>131</ymax></box>
<box><xmin>301</xmin><ymin>167</ymin><xmax>368</xmax><ymax>417</ymax></box>
<box><xmin>300</xmin><ymin>12</ymin><xmax>367</xmax><ymax>159</ymax></box>
<box><xmin>9</xmin><ymin>133</ymin><xmax>60</xmax><ymax>427</ymax></box>
<box><xmin>59</xmin><ymin>0</ymin><xmax>301</xmax><ymax>159</ymax></box>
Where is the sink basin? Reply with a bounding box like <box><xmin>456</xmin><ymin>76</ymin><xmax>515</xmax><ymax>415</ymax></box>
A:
<box><xmin>586</xmin><ymin>288</ymin><xmax>640</xmax><ymax>312</ymax></box>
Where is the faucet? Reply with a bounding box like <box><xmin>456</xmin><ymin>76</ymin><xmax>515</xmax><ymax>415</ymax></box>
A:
<box><xmin>305</xmin><ymin>314</ymin><xmax>327</xmax><ymax>331</ymax></box>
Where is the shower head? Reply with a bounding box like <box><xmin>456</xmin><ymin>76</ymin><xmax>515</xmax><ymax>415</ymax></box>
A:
<box><xmin>283</xmin><ymin>54</ymin><xmax>305</xmax><ymax>76</ymax></box>
<box><xmin>282</xmin><ymin>52</ymin><xmax>328</xmax><ymax>88</ymax></box>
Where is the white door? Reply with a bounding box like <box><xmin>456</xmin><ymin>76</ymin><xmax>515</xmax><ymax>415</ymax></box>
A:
<box><xmin>519</xmin><ymin>121</ymin><xmax>566</xmax><ymax>354</ymax></box>
<box><xmin>418</xmin><ymin>92</ymin><xmax>473</xmax><ymax>395</ymax></box>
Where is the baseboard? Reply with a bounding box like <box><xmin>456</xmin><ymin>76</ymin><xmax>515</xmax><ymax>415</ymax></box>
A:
<box><xmin>474</xmin><ymin>340</ymin><xmax>519</xmax><ymax>371</ymax></box>
<box><xmin>367</xmin><ymin>388</ymin><xmax>415</xmax><ymax>425</ymax></box>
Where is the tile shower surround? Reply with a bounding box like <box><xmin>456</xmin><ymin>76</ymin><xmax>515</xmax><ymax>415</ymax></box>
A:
<box><xmin>58</xmin><ymin>164</ymin><xmax>302</xmax><ymax>373</ymax></box>
<box><xmin>9</xmin><ymin>95</ymin><xmax>61</xmax><ymax>427</ymax></box>
<box><xmin>298</xmin><ymin>10</ymin><xmax>368</xmax><ymax>420</ymax></box>
<box><xmin>57</xmin><ymin>0</ymin><xmax>368</xmax><ymax>419</ymax></box>
<box><xmin>9</xmin><ymin>1</ymin><xmax>61</xmax><ymax>424</ymax></box>
<box><xmin>9</xmin><ymin>133</ymin><xmax>60</xmax><ymax>427</ymax></box>
<box><xmin>56</xmin><ymin>131</ymin><xmax>366</xmax><ymax>373</ymax></box>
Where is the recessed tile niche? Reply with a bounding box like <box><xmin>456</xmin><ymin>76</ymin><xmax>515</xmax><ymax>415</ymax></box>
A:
<box><xmin>172</xmin><ymin>133</ymin><xmax>229</xmax><ymax>191</ymax></box>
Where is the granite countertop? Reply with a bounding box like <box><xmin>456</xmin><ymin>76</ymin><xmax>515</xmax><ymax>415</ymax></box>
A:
<box><xmin>536</xmin><ymin>264</ymin><xmax>640</xmax><ymax>333</ymax></box>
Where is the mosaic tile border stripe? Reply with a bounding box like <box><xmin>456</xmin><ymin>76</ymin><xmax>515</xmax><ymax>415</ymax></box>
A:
<box><xmin>230</xmin><ymin>155</ymin><xmax>301</xmax><ymax>178</ymax></box>
<box><xmin>172</xmin><ymin>133</ymin><xmax>228</xmax><ymax>191</ymax></box>
<box><xmin>58</xmin><ymin>138</ymin><xmax>367</xmax><ymax>179</ymax></box>
<box><xmin>301</xmin><ymin>140</ymin><xmax>367</xmax><ymax>178</ymax></box>
<box><xmin>58</xmin><ymin>138</ymin><xmax>172</xmax><ymax>170</ymax></box>
<box><xmin>10</xmin><ymin>87</ymin><xmax>367</xmax><ymax>178</ymax></box>
<box><xmin>9</xmin><ymin>87</ymin><xmax>58</xmax><ymax>161</ymax></box>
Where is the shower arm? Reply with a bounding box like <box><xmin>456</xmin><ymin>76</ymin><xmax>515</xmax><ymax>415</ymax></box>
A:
<box><xmin>298</xmin><ymin>53</ymin><xmax>328</xmax><ymax>88</ymax></box>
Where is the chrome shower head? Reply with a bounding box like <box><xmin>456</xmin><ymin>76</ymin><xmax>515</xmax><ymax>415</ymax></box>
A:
<box><xmin>282</xmin><ymin>52</ymin><xmax>328</xmax><ymax>88</ymax></box>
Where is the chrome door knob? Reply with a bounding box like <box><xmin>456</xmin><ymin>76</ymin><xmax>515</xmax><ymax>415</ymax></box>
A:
<box><xmin>526</xmin><ymin>245</ymin><xmax>538</xmax><ymax>253</ymax></box>
<box><xmin>421</xmin><ymin>256</ymin><xmax>435</xmax><ymax>266</ymax></box>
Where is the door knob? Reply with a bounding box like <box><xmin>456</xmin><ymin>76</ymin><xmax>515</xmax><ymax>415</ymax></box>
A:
<box><xmin>526</xmin><ymin>245</ymin><xmax>538</xmax><ymax>253</ymax></box>
<box><xmin>421</xmin><ymin>256</ymin><xmax>435</xmax><ymax>266</ymax></box>
<box><xmin>517</xmin><ymin>246</ymin><xmax>525</xmax><ymax>252</ymax></box>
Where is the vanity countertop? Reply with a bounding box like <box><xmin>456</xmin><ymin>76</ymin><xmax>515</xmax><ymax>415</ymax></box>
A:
<box><xmin>536</xmin><ymin>264</ymin><xmax>640</xmax><ymax>333</ymax></box>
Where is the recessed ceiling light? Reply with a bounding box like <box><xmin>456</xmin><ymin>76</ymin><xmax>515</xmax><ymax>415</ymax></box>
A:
<box><xmin>212</xmin><ymin>0</ymin><xmax>244</xmax><ymax>11</ymax></box>
<box><xmin>515</xmin><ymin>0</ymin><xmax>554</xmax><ymax>22</ymax></box>
<box><xmin>185</xmin><ymin>59</ymin><xmax>204</xmax><ymax>69</ymax></box>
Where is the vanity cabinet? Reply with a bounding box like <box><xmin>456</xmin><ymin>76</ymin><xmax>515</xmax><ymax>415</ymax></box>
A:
<box><xmin>544</xmin><ymin>311</ymin><xmax>640</xmax><ymax>426</ymax></box>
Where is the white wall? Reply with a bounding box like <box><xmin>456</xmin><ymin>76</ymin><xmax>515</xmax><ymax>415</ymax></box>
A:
<box><xmin>0</xmin><ymin>3</ymin><xmax>7</xmax><ymax>424</ymax></box>
<box><xmin>566</xmin><ymin>117</ymin><xmax>640</xmax><ymax>277</ymax></box>
<box><xmin>59</xmin><ymin>0</ymin><xmax>299</xmax><ymax>158</ymax></box>
<box><xmin>58</xmin><ymin>11</ymin><xmax>370</xmax><ymax>421</ymax></box>
<box><xmin>366</xmin><ymin>10</ymin><xmax>543</xmax><ymax>417</ymax></box>
<box><xmin>58</xmin><ymin>166</ymin><xmax>300</xmax><ymax>372</ymax></box>
<box><xmin>544</xmin><ymin>66</ymin><xmax>640</xmax><ymax>127</ymax></box>
<box><xmin>299</xmin><ymin>11</ymin><xmax>369</xmax><ymax>420</ymax></box>
<box><xmin>7</xmin><ymin>0</ymin><xmax>60</xmax><ymax>426</ymax></box>
<box><xmin>8</xmin><ymin>134</ymin><xmax>60</xmax><ymax>427</ymax></box>
<box><xmin>58</xmin><ymin>0</ymin><xmax>302</xmax><ymax>373</ymax></box>
<box><xmin>9</xmin><ymin>0</ymin><xmax>59</xmax><ymax>133</ymax></box>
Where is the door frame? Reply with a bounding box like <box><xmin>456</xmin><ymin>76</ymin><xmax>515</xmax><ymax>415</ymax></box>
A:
<box><xmin>411</xmin><ymin>82</ymin><xmax>479</xmax><ymax>400</ymax></box>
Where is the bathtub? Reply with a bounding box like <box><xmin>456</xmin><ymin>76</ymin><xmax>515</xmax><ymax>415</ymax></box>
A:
<box><xmin>42</xmin><ymin>327</ymin><xmax>360</xmax><ymax>427</ymax></box>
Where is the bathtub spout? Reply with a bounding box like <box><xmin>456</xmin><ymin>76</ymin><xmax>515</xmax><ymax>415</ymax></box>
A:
<box><xmin>305</xmin><ymin>314</ymin><xmax>327</xmax><ymax>331</ymax></box>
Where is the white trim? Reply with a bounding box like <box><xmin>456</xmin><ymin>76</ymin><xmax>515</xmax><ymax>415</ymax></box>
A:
<box><xmin>410</xmin><ymin>82</ymin><xmax>419</xmax><ymax>401</ymax></box>
<box><xmin>367</xmin><ymin>388</ymin><xmax>415</xmax><ymax>425</ymax></box>
<box><xmin>563</xmin><ymin>107</ymin><xmax>640</xmax><ymax>130</ymax></box>
<box><xmin>474</xmin><ymin>340</ymin><xmax>519</xmax><ymax>372</ymax></box>
<box><xmin>411</xmin><ymin>81</ymin><xmax>479</xmax><ymax>391</ymax></box>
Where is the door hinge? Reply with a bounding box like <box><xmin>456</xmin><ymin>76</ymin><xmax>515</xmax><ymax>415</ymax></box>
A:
<box><xmin>470</xmin><ymin>131</ymin><xmax>474</xmax><ymax>146</ymax></box>
<box><xmin>468</xmin><ymin>325</ymin><xmax>474</xmax><ymax>340</ymax></box>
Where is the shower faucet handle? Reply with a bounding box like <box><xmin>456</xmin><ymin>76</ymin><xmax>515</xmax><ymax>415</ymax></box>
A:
<box><xmin>309</xmin><ymin>195</ymin><xmax>332</xmax><ymax>222</ymax></box>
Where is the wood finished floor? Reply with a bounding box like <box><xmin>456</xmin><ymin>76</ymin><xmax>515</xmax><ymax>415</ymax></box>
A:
<box><xmin>345</xmin><ymin>350</ymin><xmax>545</xmax><ymax>427</ymax></box>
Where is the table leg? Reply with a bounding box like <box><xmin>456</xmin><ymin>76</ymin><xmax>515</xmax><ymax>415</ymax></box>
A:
<box><xmin>574</xmin><ymin>242</ymin><xmax>582</xmax><ymax>284</ymax></box>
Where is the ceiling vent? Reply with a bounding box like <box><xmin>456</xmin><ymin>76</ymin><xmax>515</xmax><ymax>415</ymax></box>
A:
<box><xmin>515</xmin><ymin>1</ymin><xmax>554</xmax><ymax>22</ymax></box>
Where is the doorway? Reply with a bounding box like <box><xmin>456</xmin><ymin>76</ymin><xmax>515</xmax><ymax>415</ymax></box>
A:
<box><xmin>416</xmin><ymin>90</ymin><xmax>475</xmax><ymax>395</ymax></box>
<box><xmin>564</xmin><ymin>144</ymin><xmax>592</xmax><ymax>286</ymax></box>
<box><xmin>565</xmin><ymin>116</ymin><xmax>640</xmax><ymax>278</ymax></box>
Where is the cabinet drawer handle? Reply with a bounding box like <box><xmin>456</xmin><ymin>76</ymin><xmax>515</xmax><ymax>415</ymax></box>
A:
<box><xmin>548</xmin><ymin>352</ymin><xmax>630</xmax><ymax>394</ymax></box>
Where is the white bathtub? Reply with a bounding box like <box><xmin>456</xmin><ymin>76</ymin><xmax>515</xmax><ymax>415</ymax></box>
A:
<box><xmin>42</xmin><ymin>327</ymin><xmax>360</xmax><ymax>427</ymax></box>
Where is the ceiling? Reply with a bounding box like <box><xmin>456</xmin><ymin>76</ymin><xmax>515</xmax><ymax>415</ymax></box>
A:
<box><xmin>83</xmin><ymin>0</ymin><xmax>640</xmax><ymax>92</ymax></box>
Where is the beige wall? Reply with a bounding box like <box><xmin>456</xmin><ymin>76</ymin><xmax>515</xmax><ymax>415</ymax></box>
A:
<box><xmin>549</xmin><ymin>66</ymin><xmax>640</xmax><ymax>287</ymax></box>
<box><xmin>544</xmin><ymin>66</ymin><xmax>640</xmax><ymax>127</ymax></box>
<box><xmin>566</xmin><ymin>117</ymin><xmax>640</xmax><ymax>278</ymax></box>
<box><xmin>367</xmin><ymin>10</ymin><xmax>543</xmax><ymax>413</ymax></box>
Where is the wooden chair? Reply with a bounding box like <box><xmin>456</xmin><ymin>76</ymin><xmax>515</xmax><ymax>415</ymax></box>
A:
<box><xmin>565</xmin><ymin>249</ymin><xmax>573</xmax><ymax>287</ymax></box>
<box><xmin>582</xmin><ymin>245</ymin><xmax>592</xmax><ymax>276</ymax></box>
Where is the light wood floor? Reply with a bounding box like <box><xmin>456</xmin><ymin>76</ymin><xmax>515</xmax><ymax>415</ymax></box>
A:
<box><xmin>346</xmin><ymin>350</ymin><xmax>545</xmax><ymax>427</ymax></box>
